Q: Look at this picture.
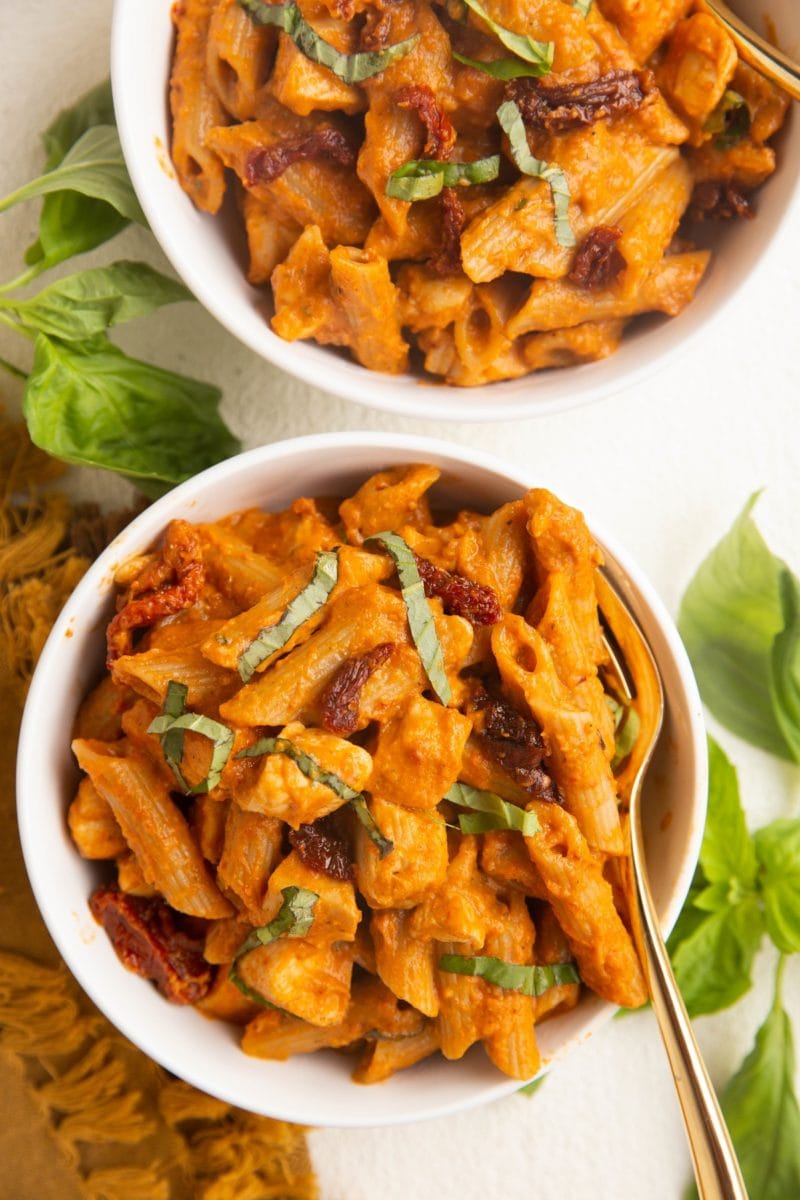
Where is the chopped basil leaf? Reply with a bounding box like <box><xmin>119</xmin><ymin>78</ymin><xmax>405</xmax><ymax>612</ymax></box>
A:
<box><xmin>573</xmin><ymin>0</ymin><xmax>592</xmax><ymax>15</ymax></box>
<box><xmin>496</xmin><ymin>99</ymin><xmax>575</xmax><ymax>247</ymax></box>
<box><xmin>461</xmin><ymin>0</ymin><xmax>553</xmax><ymax>72</ymax></box>
<box><xmin>236</xmin><ymin>735</ymin><xmax>394</xmax><ymax>857</ymax></box>
<box><xmin>444</xmin><ymin>781</ymin><xmax>539</xmax><ymax>836</ymax></box>
<box><xmin>453</xmin><ymin>51</ymin><xmax>549</xmax><ymax>81</ymax></box>
<box><xmin>365</xmin><ymin>531</ymin><xmax>452</xmax><ymax>705</ymax></box>
<box><xmin>148</xmin><ymin>681</ymin><xmax>234</xmax><ymax>793</ymax></box>
<box><xmin>238</xmin><ymin>0</ymin><xmax>418</xmax><ymax>82</ymax></box>
<box><xmin>229</xmin><ymin>885</ymin><xmax>319</xmax><ymax>1007</ymax></box>
<box><xmin>237</xmin><ymin>548</ymin><xmax>339</xmax><ymax>682</ymax></box>
<box><xmin>606</xmin><ymin>694</ymin><xmax>641</xmax><ymax>770</ymax></box>
<box><xmin>704</xmin><ymin>89</ymin><xmax>751</xmax><ymax>150</ymax></box>
<box><xmin>439</xmin><ymin>953</ymin><xmax>580</xmax><ymax>995</ymax></box>
<box><xmin>385</xmin><ymin>154</ymin><xmax>500</xmax><ymax>201</ymax></box>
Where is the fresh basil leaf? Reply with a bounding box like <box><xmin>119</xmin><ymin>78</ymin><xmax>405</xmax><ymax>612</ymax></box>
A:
<box><xmin>754</xmin><ymin>819</ymin><xmax>800</xmax><ymax>954</ymax></box>
<box><xmin>23</xmin><ymin>333</ymin><xmax>239</xmax><ymax>489</ymax></box>
<box><xmin>239</xmin><ymin>0</ymin><xmax>418</xmax><ymax>82</ymax></box>
<box><xmin>670</xmin><ymin>895</ymin><xmax>764</xmax><ymax>1017</ymax></box>
<box><xmin>461</xmin><ymin>0</ymin><xmax>553</xmax><ymax>71</ymax></box>
<box><xmin>496</xmin><ymin>99</ymin><xmax>575</xmax><ymax>247</ymax></box>
<box><xmin>365</xmin><ymin>531</ymin><xmax>451</xmax><ymax>705</ymax></box>
<box><xmin>25</xmin><ymin>193</ymin><xmax>130</xmax><ymax>271</ymax></box>
<box><xmin>606</xmin><ymin>694</ymin><xmax>641</xmax><ymax>771</ymax></box>
<box><xmin>42</xmin><ymin>78</ymin><xmax>116</xmax><ymax>171</ymax></box>
<box><xmin>678</xmin><ymin>493</ymin><xmax>793</xmax><ymax>760</ymax></box>
<box><xmin>439</xmin><ymin>953</ymin><xmax>580</xmax><ymax>995</ymax></box>
<box><xmin>236</xmin><ymin>549</ymin><xmax>339</xmax><ymax>682</ymax></box>
<box><xmin>453</xmin><ymin>51</ymin><xmax>549</xmax><ymax>80</ymax></box>
<box><xmin>518</xmin><ymin>1075</ymin><xmax>546</xmax><ymax>1096</ymax></box>
<box><xmin>385</xmin><ymin>154</ymin><xmax>500</xmax><ymax>201</ymax></box>
<box><xmin>701</xmin><ymin>736</ymin><xmax>759</xmax><ymax>888</ymax></box>
<box><xmin>148</xmin><ymin>685</ymin><xmax>235</xmax><ymax>793</ymax></box>
<box><xmin>684</xmin><ymin>965</ymin><xmax>800</xmax><ymax>1200</ymax></box>
<box><xmin>7</xmin><ymin>262</ymin><xmax>191</xmax><ymax>341</ymax></box>
<box><xmin>444</xmin><ymin>781</ymin><xmax>539</xmax><ymax>836</ymax></box>
<box><xmin>667</xmin><ymin>867</ymin><xmax>709</xmax><ymax>958</ymax></box>
<box><xmin>704</xmin><ymin>89</ymin><xmax>751</xmax><ymax>150</ymax></box>
<box><xmin>237</xmin><ymin>735</ymin><xmax>394</xmax><ymax>857</ymax></box>
<box><xmin>0</xmin><ymin>126</ymin><xmax>145</xmax><ymax>225</ymax></box>
<box><xmin>769</xmin><ymin>569</ymin><xmax>800</xmax><ymax>763</ymax></box>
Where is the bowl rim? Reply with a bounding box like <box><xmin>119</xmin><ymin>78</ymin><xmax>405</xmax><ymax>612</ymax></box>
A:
<box><xmin>16</xmin><ymin>431</ymin><xmax>708</xmax><ymax>1125</ymax></box>
<box><xmin>109</xmin><ymin>0</ymin><xmax>800</xmax><ymax>423</ymax></box>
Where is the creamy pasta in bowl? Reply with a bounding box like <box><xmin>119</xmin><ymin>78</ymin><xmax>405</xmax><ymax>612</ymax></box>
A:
<box><xmin>110</xmin><ymin>0</ymin><xmax>798</xmax><ymax>417</ymax></box>
<box><xmin>17</xmin><ymin>434</ymin><xmax>706</xmax><ymax>1125</ymax></box>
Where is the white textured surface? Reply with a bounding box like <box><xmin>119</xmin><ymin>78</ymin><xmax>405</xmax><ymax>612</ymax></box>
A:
<box><xmin>2</xmin><ymin>2</ymin><xmax>799</xmax><ymax>1197</ymax></box>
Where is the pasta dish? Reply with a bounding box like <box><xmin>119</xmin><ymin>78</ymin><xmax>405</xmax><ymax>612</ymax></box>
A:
<box><xmin>168</xmin><ymin>0</ymin><xmax>788</xmax><ymax>385</ymax></box>
<box><xmin>71</xmin><ymin>465</ymin><xmax>651</xmax><ymax>1083</ymax></box>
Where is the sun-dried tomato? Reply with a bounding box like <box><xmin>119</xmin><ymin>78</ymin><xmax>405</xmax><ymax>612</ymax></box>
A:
<box><xmin>321</xmin><ymin>643</ymin><xmax>394</xmax><ymax>735</ymax></box>
<box><xmin>361</xmin><ymin>6</ymin><xmax>392</xmax><ymax>50</ymax></box>
<box><xmin>106</xmin><ymin>518</ymin><xmax>204</xmax><ymax>664</ymax></box>
<box><xmin>508</xmin><ymin>69</ymin><xmax>652</xmax><ymax>134</ymax></box>
<box><xmin>245</xmin><ymin>128</ymin><xmax>355</xmax><ymax>187</ymax></box>
<box><xmin>685</xmin><ymin>180</ymin><xmax>754</xmax><ymax>221</ymax></box>
<box><xmin>289</xmin><ymin>815</ymin><xmax>354</xmax><ymax>881</ymax></box>
<box><xmin>476</xmin><ymin>692</ymin><xmax>558</xmax><ymax>800</ymax></box>
<box><xmin>395</xmin><ymin>84</ymin><xmax>456</xmax><ymax>160</ymax></box>
<box><xmin>89</xmin><ymin>886</ymin><xmax>212</xmax><ymax>1003</ymax></box>
<box><xmin>568</xmin><ymin>225</ymin><xmax>626</xmax><ymax>290</ymax></box>
<box><xmin>430</xmin><ymin>186</ymin><xmax>465</xmax><ymax>276</ymax></box>
<box><xmin>414</xmin><ymin>554</ymin><xmax>501</xmax><ymax>626</ymax></box>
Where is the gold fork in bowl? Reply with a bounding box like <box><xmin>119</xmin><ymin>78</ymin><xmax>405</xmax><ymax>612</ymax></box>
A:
<box><xmin>700</xmin><ymin>0</ymin><xmax>800</xmax><ymax>100</ymax></box>
<box><xmin>596</xmin><ymin>571</ymin><xmax>748</xmax><ymax>1200</ymax></box>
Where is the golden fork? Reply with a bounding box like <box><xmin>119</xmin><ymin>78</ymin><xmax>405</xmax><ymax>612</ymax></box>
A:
<box><xmin>596</xmin><ymin>571</ymin><xmax>748</xmax><ymax>1200</ymax></box>
<box><xmin>700</xmin><ymin>0</ymin><xmax>800</xmax><ymax>100</ymax></box>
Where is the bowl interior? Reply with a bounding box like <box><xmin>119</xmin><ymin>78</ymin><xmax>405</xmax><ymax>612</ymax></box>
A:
<box><xmin>17</xmin><ymin>434</ymin><xmax>706</xmax><ymax>1127</ymax></box>
<box><xmin>110</xmin><ymin>0</ymin><xmax>800</xmax><ymax>422</ymax></box>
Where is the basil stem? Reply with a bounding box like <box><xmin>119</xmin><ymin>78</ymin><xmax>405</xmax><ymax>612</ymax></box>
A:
<box><xmin>386</xmin><ymin>155</ymin><xmax>500</xmax><ymax>201</ymax></box>
<box><xmin>444</xmin><ymin>781</ymin><xmax>540</xmax><ymax>836</ymax></box>
<box><xmin>148</xmin><ymin>680</ymin><xmax>234</xmax><ymax>793</ymax></box>
<box><xmin>237</xmin><ymin>548</ymin><xmax>339</xmax><ymax>682</ymax></box>
<box><xmin>439</xmin><ymin>953</ymin><xmax>580</xmax><ymax>995</ymax></box>
<box><xmin>461</xmin><ymin>0</ymin><xmax>553</xmax><ymax>72</ymax></box>
<box><xmin>365</xmin><ymin>531</ymin><xmax>452</xmax><ymax>705</ymax></box>
<box><xmin>238</xmin><ymin>0</ymin><xmax>418</xmax><ymax>82</ymax></box>
<box><xmin>236</xmin><ymin>735</ymin><xmax>394</xmax><ymax>857</ymax></box>
<box><xmin>496</xmin><ymin>99</ymin><xmax>575</xmax><ymax>248</ymax></box>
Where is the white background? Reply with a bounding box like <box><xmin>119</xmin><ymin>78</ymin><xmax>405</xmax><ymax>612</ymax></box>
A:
<box><xmin>1</xmin><ymin>2</ymin><xmax>799</xmax><ymax>1197</ymax></box>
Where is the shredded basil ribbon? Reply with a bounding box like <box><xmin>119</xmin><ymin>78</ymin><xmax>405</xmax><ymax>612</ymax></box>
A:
<box><xmin>365</xmin><ymin>531</ymin><xmax>452</xmax><ymax>705</ymax></box>
<box><xmin>496</xmin><ymin>99</ymin><xmax>575</xmax><ymax>248</ymax></box>
<box><xmin>573</xmin><ymin>0</ymin><xmax>592</xmax><ymax>16</ymax></box>
<box><xmin>147</xmin><ymin>680</ymin><xmax>234</xmax><ymax>793</ymax></box>
<box><xmin>238</xmin><ymin>0</ymin><xmax>419</xmax><ymax>82</ymax></box>
<box><xmin>461</xmin><ymin>0</ymin><xmax>553</xmax><ymax>72</ymax></box>
<box><xmin>453</xmin><ymin>51</ymin><xmax>549</xmax><ymax>81</ymax></box>
<box><xmin>229</xmin><ymin>885</ymin><xmax>319</xmax><ymax>1007</ymax></box>
<box><xmin>385</xmin><ymin>155</ymin><xmax>500</xmax><ymax>201</ymax></box>
<box><xmin>237</xmin><ymin>735</ymin><xmax>394</xmax><ymax>857</ymax></box>
<box><xmin>444</xmin><ymin>782</ymin><xmax>540</xmax><ymax>836</ymax></box>
<box><xmin>606</xmin><ymin>694</ymin><xmax>641</xmax><ymax>771</ymax></box>
<box><xmin>704</xmin><ymin>89</ymin><xmax>751</xmax><ymax>150</ymax></box>
<box><xmin>439</xmin><ymin>953</ymin><xmax>580</xmax><ymax>995</ymax></box>
<box><xmin>237</xmin><ymin>548</ymin><xmax>339</xmax><ymax>683</ymax></box>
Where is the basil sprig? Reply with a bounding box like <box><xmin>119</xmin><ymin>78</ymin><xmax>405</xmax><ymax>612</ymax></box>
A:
<box><xmin>453</xmin><ymin>51</ymin><xmax>551</xmax><ymax>81</ymax></box>
<box><xmin>461</xmin><ymin>0</ymin><xmax>553</xmax><ymax>73</ymax></box>
<box><xmin>229</xmin><ymin>885</ymin><xmax>319</xmax><ymax>1006</ymax></box>
<box><xmin>238</xmin><ymin>0</ymin><xmax>418</xmax><ymax>82</ymax></box>
<box><xmin>704</xmin><ymin>89</ymin><xmax>751</xmax><ymax>150</ymax></box>
<box><xmin>444</xmin><ymin>782</ymin><xmax>540</xmax><ymax>836</ymax></box>
<box><xmin>496</xmin><ymin>99</ymin><xmax>575</xmax><ymax>247</ymax></box>
<box><xmin>439</xmin><ymin>953</ymin><xmax>580</xmax><ymax>995</ymax></box>
<box><xmin>385</xmin><ymin>155</ymin><xmax>500</xmax><ymax>201</ymax></box>
<box><xmin>237</xmin><ymin>735</ymin><xmax>394</xmax><ymax>856</ymax></box>
<box><xmin>237</xmin><ymin>548</ymin><xmax>339</xmax><ymax>683</ymax></box>
<box><xmin>148</xmin><ymin>680</ymin><xmax>235</xmax><ymax>793</ymax></box>
<box><xmin>365</xmin><ymin>531</ymin><xmax>451</xmax><ymax>705</ymax></box>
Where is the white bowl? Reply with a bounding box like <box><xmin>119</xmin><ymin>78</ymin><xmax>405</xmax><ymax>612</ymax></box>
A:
<box><xmin>17</xmin><ymin>433</ymin><xmax>706</xmax><ymax>1126</ymax></box>
<box><xmin>110</xmin><ymin>0</ymin><xmax>799</xmax><ymax>422</ymax></box>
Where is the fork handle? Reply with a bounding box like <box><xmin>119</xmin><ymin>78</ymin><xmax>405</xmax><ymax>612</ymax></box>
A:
<box><xmin>699</xmin><ymin>0</ymin><xmax>800</xmax><ymax>101</ymax></box>
<box><xmin>631</xmin><ymin>835</ymin><xmax>749</xmax><ymax>1200</ymax></box>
